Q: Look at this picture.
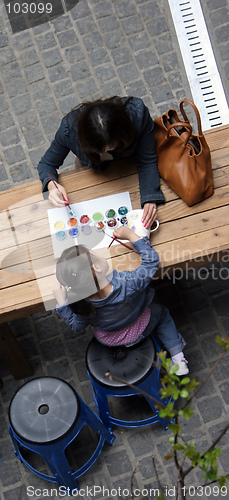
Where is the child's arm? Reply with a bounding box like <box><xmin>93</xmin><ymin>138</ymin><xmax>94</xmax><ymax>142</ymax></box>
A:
<box><xmin>53</xmin><ymin>281</ymin><xmax>90</xmax><ymax>333</ymax></box>
<box><xmin>53</xmin><ymin>281</ymin><xmax>67</xmax><ymax>306</ymax></box>
<box><xmin>112</xmin><ymin>225</ymin><xmax>141</xmax><ymax>243</ymax></box>
<box><xmin>112</xmin><ymin>227</ymin><xmax>160</xmax><ymax>290</ymax></box>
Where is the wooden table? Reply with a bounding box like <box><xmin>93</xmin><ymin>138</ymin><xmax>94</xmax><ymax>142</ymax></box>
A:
<box><xmin>0</xmin><ymin>124</ymin><xmax>228</xmax><ymax>378</ymax></box>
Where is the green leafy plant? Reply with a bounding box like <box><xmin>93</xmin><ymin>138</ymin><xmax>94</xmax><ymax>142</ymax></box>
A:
<box><xmin>153</xmin><ymin>336</ymin><xmax>229</xmax><ymax>499</ymax></box>
<box><xmin>107</xmin><ymin>336</ymin><xmax>229</xmax><ymax>499</ymax></box>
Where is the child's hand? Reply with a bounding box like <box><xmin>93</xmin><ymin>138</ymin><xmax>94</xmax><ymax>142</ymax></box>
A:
<box><xmin>113</xmin><ymin>226</ymin><xmax>140</xmax><ymax>242</ymax></box>
<box><xmin>53</xmin><ymin>281</ymin><xmax>67</xmax><ymax>306</ymax></box>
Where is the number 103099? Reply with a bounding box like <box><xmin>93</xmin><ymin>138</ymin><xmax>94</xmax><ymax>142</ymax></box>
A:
<box><xmin>182</xmin><ymin>486</ymin><xmax>228</xmax><ymax>496</ymax></box>
<box><xmin>6</xmin><ymin>2</ymin><xmax>53</xmax><ymax>15</ymax></box>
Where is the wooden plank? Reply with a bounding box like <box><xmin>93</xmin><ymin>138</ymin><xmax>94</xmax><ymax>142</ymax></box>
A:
<box><xmin>157</xmin><ymin>185</ymin><xmax>229</xmax><ymax>223</ymax></box>
<box><xmin>204</xmin><ymin>125</ymin><xmax>229</xmax><ymax>151</ymax></box>
<box><xmin>155</xmin><ymin>225</ymin><xmax>229</xmax><ymax>267</ymax></box>
<box><xmin>152</xmin><ymin>205</ymin><xmax>229</xmax><ymax>245</ymax></box>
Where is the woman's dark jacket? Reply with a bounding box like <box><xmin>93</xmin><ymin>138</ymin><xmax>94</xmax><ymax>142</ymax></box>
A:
<box><xmin>37</xmin><ymin>97</ymin><xmax>165</xmax><ymax>207</ymax></box>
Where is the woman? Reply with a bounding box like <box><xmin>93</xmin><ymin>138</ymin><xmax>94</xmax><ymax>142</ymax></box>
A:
<box><xmin>37</xmin><ymin>96</ymin><xmax>165</xmax><ymax>227</ymax></box>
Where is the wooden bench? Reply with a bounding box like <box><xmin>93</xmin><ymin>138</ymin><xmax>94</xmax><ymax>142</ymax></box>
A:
<box><xmin>0</xmin><ymin>124</ymin><xmax>228</xmax><ymax>378</ymax></box>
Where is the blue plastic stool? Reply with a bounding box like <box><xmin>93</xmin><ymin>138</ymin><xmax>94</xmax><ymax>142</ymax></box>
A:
<box><xmin>9</xmin><ymin>377</ymin><xmax>115</xmax><ymax>492</ymax></box>
<box><xmin>86</xmin><ymin>336</ymin><xmax>171</xmax><ymax>431</ymax></box>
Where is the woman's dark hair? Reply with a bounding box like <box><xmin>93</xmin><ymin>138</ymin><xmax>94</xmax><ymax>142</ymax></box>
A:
<box><xmin>77</xmin><ymin>97</ymin><xmax>137</xmax><ymax>164</ymax></box>
<box><xmin>56</xmin><ymin>245</ymin><xmax>99</xmax><ymax>317</ymax></box>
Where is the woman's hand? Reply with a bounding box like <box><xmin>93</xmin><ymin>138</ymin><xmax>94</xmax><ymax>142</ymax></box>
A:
<box><xmin>48</xmin><ymin>181</ymin><xmax>69</xmax><ymax>207</ymax></box>
<box><xmin>53</xmin><ymin>281</ymin><xmax>67</xmax><ymax>306</ymax></box>
<box><xmin>142</xmin><ymin>203</ymin><xmax>157</xmax><ymax>228</ymax></box>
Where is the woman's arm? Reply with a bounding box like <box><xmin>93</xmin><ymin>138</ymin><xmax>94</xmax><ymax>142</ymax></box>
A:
<box><xmin>126</xmin><ymin>98</ymin><xmax>165</xmax><ymax>209</ymax></box>
<box><xmin>37</xmin><ymin>116</ymin><xmax>71</xmax><ymax>193</ymax></box>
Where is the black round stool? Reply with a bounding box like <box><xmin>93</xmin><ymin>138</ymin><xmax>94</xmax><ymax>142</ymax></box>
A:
<box><xmin>86</xmin><ymin>336</ymin><xmax>171</xmax><ymax>431</ymax></box>
<box><xmin>9</xmin><ymin>377</ymin><xmax>114</xmax><ymax>492</ymax></box>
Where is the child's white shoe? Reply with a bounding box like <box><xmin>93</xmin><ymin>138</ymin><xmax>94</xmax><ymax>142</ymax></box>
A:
<box><xmin>171</xmin><ymin>354</ymin><xmax>189</xmax><ymax>376</ymax></box>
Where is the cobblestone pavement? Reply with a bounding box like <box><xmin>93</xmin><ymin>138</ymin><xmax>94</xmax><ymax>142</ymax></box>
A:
<box><xmin>0</xmin><ymin>0</ymin><xmax>229</xmax><ymax>499</ymax></box>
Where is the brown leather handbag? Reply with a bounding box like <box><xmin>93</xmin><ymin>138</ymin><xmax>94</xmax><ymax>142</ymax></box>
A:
<box><xmin>154</xmin><ymin>98</ymin><xmax>214</xmax><ymax>206</ymax></box>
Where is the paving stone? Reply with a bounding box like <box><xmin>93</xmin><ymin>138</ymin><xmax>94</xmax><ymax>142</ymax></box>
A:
<box><xmin>70</xmin><ymin>60</ymin><xmax>91</xmax><ymax>80</ymax></box>
<box><xmin>83</xmin><ymin>31</ymin><xmax>104</xmax><ymax>50</ymax></box>
<box><xmin>0</xmin><ymin>127</ymin><xmax>20</xmax><ymax>148</ymax></box>
<box><xmin>35</xmin><ymin>315</ymin><xmax>59</xmax><ymax>340</ymax></box>
<box><xmin>219</xmin><ymin>380</ymin><xmax>229</xmax><ymax>404</ymax></box>
<box><xmin>105</xmin><ymin>450</ymin><xmax>133</xmax><ymax>476</ymax></box>
<box><xmin>210</xmin><ymin>355</ymin><xmax>229</xmax><ymax>382</ymax></box>
<box><xmin>0</xmin><ymin>33</ymin><xmax>9</xmax><ymax>47</ymax></box>
<box><xmin>146</xmin><ymin>16</ymin><xmax>169</xmax><ymax>36</ymax></box>
<box><xmin>219</xmin><ymin>446</ymin><xmax>229</xmax><ymax>472</ymax></box>
<box><xmin>9</xmin><ymin>161</ymin><xmax>33</xmax><ymax>183</ymax></box>
<box><xmin>197</xmin><ymin>395</ymin><xmax>226</xmax><ymax>423</ymax></box>
<box><xmin>117</xmin><ymin>63</ymin><xmax>141</xmax><ymax>83</ymax></box>
<box><xmin>182</xmin><ymin>288</ymin><xmax>210</xmax><ymax>313</ymax></box>
<box><xmin>35</xmin><ymin>32</ymin><xmax>57</xmax><ymax>50</ymax></box>
<box><xmin>98</xmin><ymin>15</ymin><xmax>120</xmax><ymax>33</ymax></box>
<box><xmin>1</xmin><ymin>62</ymin><xmax>22</xmax><ymax>82</ymax></box>
<box><xmin>128</xmin><ymin>32</ymin><xmax>151</xmax><ymax>52</ymax></box>
<box><xmin>59</xmin><ymin>95</ymin><xmax>79</xmax><ymax>113</ymax></box>
<box><xmin>17</xmin><ymin>110</ymin><xmax>40</xmax><ymax>133</ymax></box>
<box><xmin>7</xmin><ymin>78</ymin><xmax>27</xmax><ymax>98</ymax></box>
<box><xmin>139</xmin><ymin>2</ymin><xmax>161</xmax><ymax>20</ymax></box>
<box><xmin>42</xmin><ymin>48</ymin><xmax>63</xmax><ymax>68</ymax></box>
<box><xmin>127</xmin><ymin>429</ymin><xmax>156</xmax><ymax>457</ymax></box>
<box><xmin>121</xmin><ymin>16</ymin><xmax>144</xmax><ymax>35</ymax></box>
<box><xmin>12</xmin><ymin>32</ymin><xmax>33</xmax><ymax>49</ymax></box>
<box><xmin>93</xmin><ymin>1</ymin><xmax>114</xmax><ymax>18</ymax></box>
<box><xmin>11</xmin><ymin>94</ymin><xmax>32</xmax><ymax>114</ymax></box>
<box><xmin>36</xmin><ymin>97</ymin><xmax>57</xmax><ymax>116</ymax></box>
<box><xmin>115</xmin><ymin>1</ymin><xmax>137</xmax><ymax>18</ymax></box>
<box><xmin>212</xmin><ymin>292</ymin><xmax>229</xmax><ymax>317</ymax></box>
<box><xmin>0</xmin><ymin>47</ymin><xmax>17</xmax><ymax>65</ymax></box>
<box><xmin>90</xmin><ymin>48</ymin><xmax>110</xmax><ymax>66</ymax></box>
<box><xmin>208</xmin><ymin>421</ymin><xmax>229</xmax><ymax>446</ymax></box>
<box><xmin>191</xmin><ymin>308</ymin><xmax>218</xmax><ymax>335</ymax></box>
<box><xmin>72</xmin><ymin>78</ymin><xmax>97</xmax><ymax>99</ymax></box>
<box><xmin>143</xmin><ymin>67</ymin><xmax>165</xmax><ymax>87</ymax></box>
<box><xmin>0</xmin><ymin>461</ymin><xmax>22</xmax><ymax>487</ymax></box>
<box><xmin>75</xmin><ymin>16</ymin><xmax>97</xmax><ymax>35</ymax></box>
<box><xmin>41</xmin><ymin>112</ymin><xmax>63</xmax><ymax>134</ymax></box>
<box><xmin>3</xmin><ymin>145</ymin><xmax>26</xmax><ymax>165</ymax></box>
<box><xmin>39</xmin><ymin>337</ymin><xmax>66</xmax><ymax>361</ymax></box>
<box><xmin>24</xmin><ymin>63</ymin><xmax>45</xmax><ymax>83</ymax></box>
<box><xmin>215</xmin><ymin>25</ymin><xmax>229</xmax><ymax>43</ymax></box>
<box><xmin>95</xmin><ymin>64</ymin><xmax>116</xmax><ymax>82</ymax></box>
<box><xmin>103</xmin><ymin>29</ymin><xmax>126</xmax><ymax>49</ymax></box>
<box><xmin>150</xmin><ymin>83</ymin><xmax>174</xmax><ymax>103</ymax></box>
<box><xmin>19</xmin><ymin>49</ymin><xmax>40</xmax><ymax>68</ymax></box>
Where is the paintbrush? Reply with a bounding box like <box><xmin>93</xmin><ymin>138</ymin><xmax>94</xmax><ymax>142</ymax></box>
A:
<box><xmin>103</xmin><ymin>231</ymin><xmax>138</xmax><ymax>253</ymax></box>
<box><xmin>47</xmin><ymin>172</ymin><xmax>76</xmax><ymax>216</ymax></box>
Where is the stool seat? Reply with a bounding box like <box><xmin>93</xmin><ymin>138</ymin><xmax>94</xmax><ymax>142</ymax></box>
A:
<box><xmin>9</xmin><ymin>377</ymin><xmax>114</xmax><ymax>491</ymax></box>
<box><xmin>87</xmin><ymin>336</ymin><xmax>155</xmax><ymax>387</ymax></box>
<box><xmin>10</xmin><ymin>377</ymin><xmax>78</xmax><ymax>443</ymax></box>
<box><xmin>86</xmin><ymin>336</ymin><xmax>172</xmax><ymax>431</ymax></box>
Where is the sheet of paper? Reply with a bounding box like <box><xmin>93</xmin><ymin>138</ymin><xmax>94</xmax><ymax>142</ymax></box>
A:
<box><xmin>48</xmin><ymin>191</ymin><xmax>132</xmax><ymax>258</ymax></box>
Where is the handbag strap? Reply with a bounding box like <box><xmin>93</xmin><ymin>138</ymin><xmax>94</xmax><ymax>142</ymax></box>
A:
<box><xmin>166</xmin><ymin>122</ymin><xmax>192</xmax><ymax>145</ymax></box>
<box><xmin>180</xmin><ymin>99</ymin><xmax>203</xmax><ymax>136</ymax></box>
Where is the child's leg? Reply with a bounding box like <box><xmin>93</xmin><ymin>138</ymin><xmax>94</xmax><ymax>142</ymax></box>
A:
<box><xmin>147</xmin><ymin>303</ymin><xmax>189</xmax><ymax>375</ymax></box>
<box><xmin>148</xmin><ymin>303</ymin><xmax>185</xmax><ymax>356</ymax></box>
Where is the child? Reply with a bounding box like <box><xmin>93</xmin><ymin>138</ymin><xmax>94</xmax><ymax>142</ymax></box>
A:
<box><xmin>53</xmin><ymin>226</ymin><xmax>189</xmax><ymax>376</ymax></box>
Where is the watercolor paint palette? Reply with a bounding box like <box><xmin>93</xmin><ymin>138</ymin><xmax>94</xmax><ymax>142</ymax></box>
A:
<box><xmin>48</xmin><ymin>191</ymin><xmax>132</xmax><ymax>257</ymax></box>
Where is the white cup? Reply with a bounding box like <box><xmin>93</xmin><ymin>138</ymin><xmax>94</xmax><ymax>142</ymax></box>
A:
<box><xmin>126</xmin><ymin>209</ymin><xmax>159</xmax><ymax>238</ymax></box>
